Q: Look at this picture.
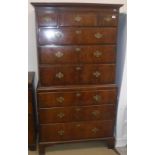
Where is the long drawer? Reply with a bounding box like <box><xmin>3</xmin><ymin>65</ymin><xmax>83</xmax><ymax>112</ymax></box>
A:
<box><xmin>38</xmin><ymin>28</ymin><xmax>117</xmax><ymax>45</ymax></box>
<box><xmin>39</xmin><ymin>105</ymin><xmax>115</xmax><ymax>124</ymax></box>
<box><xmin>39</xmin><ymin>64</ymin><xmax>115</xmax><ymax>86</ymax></box>
<box><xmin>38</xmin><ymin>89</ymin><xmax>116</xmax><ymax>108</ymax></box>
<box><xmin>38</xmin><ymin>45</ymin><xmax>116</xmax><ymax>64</ymax></box>
<box><xmin>40</xmin><ymin>120</ymin><xmax>114</xmax><ymax>142</ymax></box>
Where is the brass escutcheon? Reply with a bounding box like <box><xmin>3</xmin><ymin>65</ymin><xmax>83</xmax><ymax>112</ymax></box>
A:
<box><xmin>75</xmin><ymin>30</ymin><xmax>81</xmax><ymax>34</ymax></box>
<box><xmin>74</xmin><ymin>15</ymin><xmax>82</xmax><ymax>22</ymax></box>
<box><xmin>93</xmin><ymin>71</ymin><xmax>101</xmax><ymax>78</ymax></box>
<box><xmin>94</xmin><ymin>33</ymin><xmax>103</xmax><ymax>39</ymax></box>
<box><xmin>94</xmin><ymin>51</ymin><xmax>102</xmax><ymax>58</ymax></box>
<box><xmin>92</xmin><ymin>127</ymin><xmax>99</xmax><ymax>134</ymax></box>
<box><xmin>56</xmin><ymin>72</ymin><xmax>64</xmax><ymax>79</ymax></box>
<box><xmin>93</xmin><ymin>95</ymin><xmax>101</xmax><ymax>102</ymax></box>
<box><xmin>58</xmin><ymin>130</ymin><xmax>64</xmax><ymax>136</ymax></box>
<box><xmin>57</xmin><ymin>112</ymin><xmax>65</xmax><ymax>119</ymax></box>
<box><xmin>76</xmin><ymin>92</ymin><xmax>81</xmax><ymax>97</ymax></box>
<box><xmin>56</xmin><ymin>96</ymin><xmax>64</xmax><ymax>103</ymax></box>
<box><xmin>75</xmin><ymin>47</ymin><xmax>81</xmax><ymax>51</ymax></box>
<box><xmin>92</xmin><ymin>110</ymin><xmax>100</xmax><ymax>117</ymax></box>
<box><xmin>76</xmin><ymin>66</ymin><xmax>82</xmax><ymax>71</ymax></box>
<box><xmin>55</xmin><ymin>51</ymin><xmax>64</xmax><ymax>58</ymax></box>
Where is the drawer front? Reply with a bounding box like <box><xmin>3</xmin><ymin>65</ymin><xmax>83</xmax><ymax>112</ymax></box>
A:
<box><xmin>100</xmin><ymin>13</ymin><xmax>118</xmax><ymax>26</ymax></box>
<box><xmin>39</xmin><ymin>105</ymin><xmax>115</xmax><ymax>123</ymax></box>
<box><xmin>59</xmin><ymin>12</ymin><xmax>98</xmax><ymax>26</ymax></box>
<box><xmin>38</xmin><ymin>46</ymin><xmax>78</xmax><ymax>64</ymax></box>
<box><xmin>39</xmin><ymin>45</ymin><xmax>116</xmax><ymax>64</ymax></box>
<box><xmin>38</xmin><ymin>28</ymin><xmax>117</xmax><ymax>45</ymax></box>
<box><xmin>38</xmin><ymin>89</ymin><xmax>117</xmax><ymax>108</ymax></box>
<box><xmin>39</xmin><ymin>64</ymin><xmax>115</xmax><ymax>86</ymax></box>
<box><xmin>40</xmin><ymin>120</ymin><xmax>114</xmax><ymax>142</ymax></box>
<box><xmin>79</xmin><ymin>64</ymin><xmax>115</xmax><ymax>84</ymax></box>
<box><xmin>39</xmin><ymin>65</ymin><xmax>79</xmax><ymax>86</ymax></box>
<box><xmin>37</xmin><ymin>10</ymin><xmax>58</xmax><ymax>27</ymax></box>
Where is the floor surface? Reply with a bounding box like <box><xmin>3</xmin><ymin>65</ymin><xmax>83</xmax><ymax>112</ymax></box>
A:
<box><xmin>28</xmin><ymin>142</ymin><xmax>126</xmax><ymax>155</ymax></box>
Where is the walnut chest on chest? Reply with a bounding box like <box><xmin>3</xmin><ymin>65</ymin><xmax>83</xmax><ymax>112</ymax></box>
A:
<box><xmin>31</xmin><ymin>3</ymin><xmax>122</xmax><ymax>155</ymax></box>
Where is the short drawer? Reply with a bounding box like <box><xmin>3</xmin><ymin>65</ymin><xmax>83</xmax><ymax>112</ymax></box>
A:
<box><xmin>37</xmin><ymin>10</ymin><xmax>58</xmax><ymax>27</ymax></box>
<box><xmin>38</xmin><ymin>45</ymin><xmax>116</xmax><ymax>64</ymax></box>
<box><xmin>39</xmin><ymin>64</ymin><xmax>115</xmax><ymax>86</ymax></box>
<box><xmin>100</xmin><ymin>13</ymin><xmax>118</xmax><ymax>26</ymax></box>
<box><xmin>38</xmin><ymin>28</ymin><xmax>117</xmax><ymax>45</ymax></box>
<box><xmin>59</xmin><ymin>12</ymin><xmax>98</xmax><ymax>26</ymax></box>
<box><xmin>40</xmin><ymin>120</ymin><xmax>114</xmax><ymax>142</ymax></box>
<box><xmin>39</xmin><ymin>105</ymin><xmax>115</xmax><ymax>123</ymax></box>
<box><xmin>38</xmin><ymin>89</ymin><xmax>117</xmax><ymax>108</ymax></box>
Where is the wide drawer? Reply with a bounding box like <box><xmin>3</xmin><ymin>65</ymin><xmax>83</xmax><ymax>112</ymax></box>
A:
<box><xmin>38</xmin><ymin>28</ymin><xmax>117</xmax><ymax>45</ymax></box>
<box><xmin>40</xmin><ymin>120</ymin><xmax>114</xmax><ymax>142</ymax></box>
<box><xmin>38</xmin><ymin>89</ymin><xmax>116</xmax><ymax>108</ymax></box>
<box><xmin>39</xmin><ymin>64</ymin><xmax>115</xmax><ymax>86</ymax></box>
<box><xmin>39</xmin><ymin>105</ymin><xmax>115</xmax><ymax>124</ymax></box>
<box><xmin>38</xmin><ymin>45</ymin><xmax>116</xmax><ymax>64</ymax></box>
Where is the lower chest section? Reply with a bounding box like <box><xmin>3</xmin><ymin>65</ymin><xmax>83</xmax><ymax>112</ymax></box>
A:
<box><xmin>37</xmin><ymin>86</ymin><xmax>116</xmax><ymax>142</ymax></box>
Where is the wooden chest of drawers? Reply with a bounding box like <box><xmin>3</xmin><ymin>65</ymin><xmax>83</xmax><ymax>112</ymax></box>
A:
<box><xmin>32</xmin><ymin>3</ymin><xmax>122</xmax><ymax>155</ymax></box>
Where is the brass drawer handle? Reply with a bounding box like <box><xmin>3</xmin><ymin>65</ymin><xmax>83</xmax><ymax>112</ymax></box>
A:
<box><xmin>76</xmin><ymin>66</ymin><xmax>82</xmax><ymax>71</ymax></box>
<box><xmin>56</xmin><ymin>72</ymin><xmax>64</xmax><ymax>79</ymax></box>
<box><xmin>56</xmin><ymin>96</ymin><xmax>64</xmax><ymax>103</ymax></box>
<box><xmin>57</xmin><ymin>112</ymin><xmax>65</xmax><ymax>119</ymax></box>
<box><xmin>74</xmin><ymin>15</ymin><xmax>82</xmax><ymax>22</ymax></box>
<box><xmin>43</xmin><ymin>16</ymin><xmax>51</xmax><ymax>22</ymax></box>
<box><xmin>75</xmin><ymin>47</ymin><xmax>81</xmax><ymax>51</ymax></box>
<box><xmin>94</xmin><ymin>33</ymin><xmax>103</xmax><ymax>39</ymax></box>
<box><xmin>93</xmin><ymin>95</ymin><xmax>101</xmax><ymax>102</ymax></box>
<box><xmin>55</xmin><ymin>32</ymin><xmax>62</xmax><ymax>39</ymax></box>
<box><xmin>92</xmin><ymin>110</ymin><xmax>100</xmax><ymax>117</ymax></box>
<box><xmin>58</xmin><ymin>130</ymin><xmax>64</xmax><ymax>136</ymax></box>
<box><xmin>105</xmin><ymin>17</ymin><xmax>111</xmax><ymax>22</ymax></box>
<box><xmin>92</xmin><ymin>127</ymin><xmax>99</xmax><ymax>134</ymax></box>
<box><xmin>94</xmin><ymin>51</ymin><xmax>102</xmax><ymax>58</ymax></box>
<box><xmin>76</xmin><ymin>92</ymin><xmax>81</xmax><ymax>97</ymax></box>
<box><xmin>75</xmin><ymin>107</ymin><xmax>81</xmax><ymax>112</ymax></box>
<box><xmin>75</xmin><ymin>30</ymin><xmax>81</xmax><ymax>34</ymax></box>
<box><xmin>93</xmin><ymin>71</ymin><xmax>101</xmax><ymax>78</ymax></box>
<box><xmin>55</xmin><ymin>51</ymin><xmax>63</xmax><ymax>58</ymax></box>
<box><xmin>76</xmin><ymin>124</ymin><xmax>81</xmax><ymax>127</ymax></box>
